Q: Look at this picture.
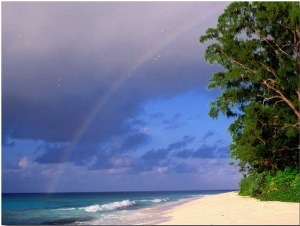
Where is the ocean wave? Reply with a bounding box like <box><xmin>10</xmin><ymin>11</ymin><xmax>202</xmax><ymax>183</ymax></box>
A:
<box><xmin>139</xmin><ymin>198</ymin><xmax>169</xmax><ymax>203</ymax></box>
<box><xmin>59</xmin><ymin>207</ymin><xmax>76</xmax><ymax>211</ymax></box>
<box><xmin>81</xmin><ymin>204</ymin><xmax>103</xmax><ymax>212</ymax></box>
<box><xmin>81</xmin><ymin>200</ymin><xmax>136</xmax><ymax>212</ymax></box>
<box><xmin>151</xmin><ymin>198</ymin><xmax>169</xmax><ymax>203</ymax></box>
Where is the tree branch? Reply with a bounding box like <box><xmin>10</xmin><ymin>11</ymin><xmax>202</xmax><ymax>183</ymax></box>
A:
<box><xmin>261</xmin><ymin>79</ymin><xmax>300</xmax><ymax>120</ymax></box>
<box><xmin>255</xmin><ymin>60</ymin><xmax>277</xmax><ymax>79</ymax></box>
<box><xmin>219</xmin><ymin>48</ymin><xmax>257</xmax><ymax>74</ymax></box>
<box><xmin>255</xmin><ymin>30</ymin><xmax>293</xmax><ymax>59</ymax></box>
<box><xmin>257</xmin><ymin>95</ymin><xmax>282</xmax><ymax>105</ymax></box>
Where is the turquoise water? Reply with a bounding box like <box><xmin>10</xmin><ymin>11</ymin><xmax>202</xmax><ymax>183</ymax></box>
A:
<box><xmin>2</xmin><ymin>190</ymin><xmax>234</xmax><ymax>225</ymax></box>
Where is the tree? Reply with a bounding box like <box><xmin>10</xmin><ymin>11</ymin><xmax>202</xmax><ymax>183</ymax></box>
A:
<box><xmin>199</xmin><ymin>2</ymin><xmax>299</xmax><ymax>175</ymax></box>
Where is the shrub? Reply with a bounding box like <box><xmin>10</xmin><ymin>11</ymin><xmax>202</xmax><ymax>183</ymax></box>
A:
<box><xmin>238</xmin><ymin>167</ymin><xmax>299</xmax><ymax>202</ymax></box>
<box><xmin>238</xmin><ymin>172</ymin><xmax>266</xmax><ymax>197</ymax></box>
<box><xmin>260</xmin><ymin>167</ymin><xmax>300</xmax><ymax>202</ymax></box>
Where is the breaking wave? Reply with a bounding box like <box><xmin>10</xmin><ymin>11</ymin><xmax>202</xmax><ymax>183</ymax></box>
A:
<box><xmin>59</xmin><ymin>207</ymin><xmax>76</xmax><ymax>211</ymax></box>
<box><xmin>151</xmin><ymin>198</ymin><xmax>169</xmax><ymax>203</ymax></box>
<box><xmin>140</xmin><ymin>198</ymin><xmax>169</xmax><ymax>203</ymax></box>
<box><xmin>81</xmin><ymin>200</ymin><xmax>136</xmax><ymax>212</ymax></box>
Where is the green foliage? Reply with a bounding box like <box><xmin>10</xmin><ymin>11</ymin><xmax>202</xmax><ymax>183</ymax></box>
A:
<box><xmin>200</xmin><ymin>1</ymin><xmax>300</xmax><ymax>121</ymax></box>
<box><xmin>238</xmin><ymin>171</ymin><xmax>267</xmax><ymax>197</ymax></box>
<box><xmin>200</xmin><ymin>2</ymin><xmax>300</xmax><ymax>201</ymax></box>
<box><xmin>229</xmin><ymin>102</ymin><xmax>299</xmax><ymax>173</ymax></box>
<box><xmin>239</xmin><ymin>167</ymin><xmax>300</xmax><ymax>202</ymax></box>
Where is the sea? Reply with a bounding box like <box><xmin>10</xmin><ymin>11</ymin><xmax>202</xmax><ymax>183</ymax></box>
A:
<box><xmin>2</xmin><ymin>190</ymin><xmax>234</xmax><ymax>225</ymax></box>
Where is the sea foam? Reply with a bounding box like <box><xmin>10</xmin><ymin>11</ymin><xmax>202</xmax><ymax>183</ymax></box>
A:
<box><xmin>140</xmin><ymin>198</ymin><xmax>169</xmax><ymax>203</ymax></box>
<box><xmin>59</xmin><ymin>207</ymin><xmax>76</xmax><ymax>211</ymax></box>
<box><xmin>151</xmin><ymin>198</ymin><xmax>169</xmax><ymax>203</ymax></box>
<box><xmin>81</xmin><ymin>200</ymin><xmax>136</xmax><ymax>212</ymax></box>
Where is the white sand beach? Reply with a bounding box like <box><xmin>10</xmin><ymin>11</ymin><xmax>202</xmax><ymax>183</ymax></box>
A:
<box><xmin>156</xmin><ymin>191</ymin><xmax>299</xmax><ymax>225</ymax></box>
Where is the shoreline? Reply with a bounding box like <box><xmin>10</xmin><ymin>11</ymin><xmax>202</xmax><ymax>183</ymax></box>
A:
<box><xmin>152</xmin><ymin>191</ymin><xmax>299</xmax><ymax>225</ymax></box>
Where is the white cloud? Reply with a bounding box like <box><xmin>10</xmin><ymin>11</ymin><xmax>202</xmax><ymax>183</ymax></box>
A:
<box><xmin>156</xmin><ymin>166</ymin><xmax>169</xmax><ymax>174</ymax></box>
<box><xmin>18</xmin><ymin>157</ymin><xmax>30</xmax><ymax>168</ymax></box>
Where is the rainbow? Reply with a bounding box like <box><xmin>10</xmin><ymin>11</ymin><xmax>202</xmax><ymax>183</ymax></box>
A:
<box><xmin>45</xmin><ymin>8</ymin><xmax>222</xmax><ymax>193</ymax></box>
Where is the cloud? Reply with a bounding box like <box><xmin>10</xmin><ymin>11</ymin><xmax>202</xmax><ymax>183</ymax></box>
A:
<box><xmin>18</xmin><ymin>157</ymin><xmax>30</xmax><ymax>168</ymax></box>
<box><xmin>193</xmin><ymin>145</ymin><xmax>230</xmax><ymax>159</ymax></box>
<box><xmin>2</xmin><ymin>137</ymin><xmax>15</xmax><ymax>147</ymax></box>
<box><xmin>163</xmin><ymin>113</ymin><xmax>185</xmax><ymax>130</ymax></box>
<box><xmin>192</xmin><ymin>145</ymin><xmax>217</xmax><ymax>159</ymax></box>
<box><xmin>174</xmin><ymin>145</ymin><xmax>230</xmax><ymax>159</ymax></box>
<box><xmin>137</xmin><ymin>135</ymin><xmax>195</xmax><ymax>171</ymax></box>
<box><xmin>2</xmin><ymin>2</ymin><xmax>235</xmax><ymax>192</ymax></box>
<box><xmin>215</xmin><ymin>146</ymin><xmax>230</xmax><ymax>158</ymax></box>
<box><xmin>2</xmin><ymin>2</ymin><xmax>227</xmax><ymax>144</ymax></box>
<box><xmin>34</xmin><ymin>131</ymin><xmax>151</xmax><ymax>167</ymax></box>
<box><xmin>111</xmin><ymin>132</ymin><xmax>152</xmax><ymax>153</ymax></box>
<box><xmin>140</xmin><ymin>148</ymin><xmax>169</xmax><ymax>171</ymax></box>
<box><xmin>34</xmin><ymin>143</ymin><xmax>99</xmax><ymax>165</ymax></box>
<box><xmin>149</xmin><ymin>112</ymin><xmax>165</xmax><ymax>120</ymax></box>
<box><xmin>77</xmin><ymin>134</ymin><xmax>229</xmax><ymax>173</ymax></box>
<box><xmin>167</xmin><ymin>135</ymin><xmax>196</xmax><ymax>151</ymax></box>
<box><xmin>170</xmin><ymin>162</ymin><xmax>195</xmax><ymax>173</ymax></box>
<box><xmin>89</xmin><ymin>154</ymin><xmax>140</xmax><ymax>174</ymax></box>
<box><xmin>88</xmin><ymin>152</ymin><xmax>114</xmax><ymax>170</ymax></box>
<box><xmin>202</xmin><ymin>130</ymin><xmax>215</xmax><ymax>141</ymax></box>
<box><xmin>173</xmin><ymin>149</ymin><xmax>193</xmax><ymax>159</ymax></box>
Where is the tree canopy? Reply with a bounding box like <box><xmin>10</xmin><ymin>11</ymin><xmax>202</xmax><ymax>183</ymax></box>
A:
<box><xmin>200</xmin><ymin>2</ymin><xmax>299</xmax><ymax>200</ymax></box>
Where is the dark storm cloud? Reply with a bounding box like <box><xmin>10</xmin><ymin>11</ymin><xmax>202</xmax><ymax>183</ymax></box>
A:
<box><xmin>2</xmin><ymin>2</ymin><xmax>228</xmax><ymax>144</ymax></box>
<box><xmin>35</xmin><ymin>142</ymin><xmax>99</xmax><ymax>165</ymax></box>
<box><xmin>2</xmin><ymin>1</ymin><xmax>230</xmax><ymax>174</ymax></box>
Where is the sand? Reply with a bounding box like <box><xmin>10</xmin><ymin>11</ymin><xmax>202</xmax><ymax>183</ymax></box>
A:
<box><xmin>156</xmin><ymin>191</ymin><xmax>299</xmax><ymax>225</ymax></box>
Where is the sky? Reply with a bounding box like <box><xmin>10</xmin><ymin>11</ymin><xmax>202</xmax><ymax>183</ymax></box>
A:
<box><xmin>1</xmin><ymin>1</ymin><xmax>242</xmax><ymax>193</ymax></box>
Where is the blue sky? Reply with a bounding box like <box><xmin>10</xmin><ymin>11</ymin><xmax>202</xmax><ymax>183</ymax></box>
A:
<box><xmin>1</xmin><ymin>1</ymin><xmax>241</xmax><ymax>193</ymax></box>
